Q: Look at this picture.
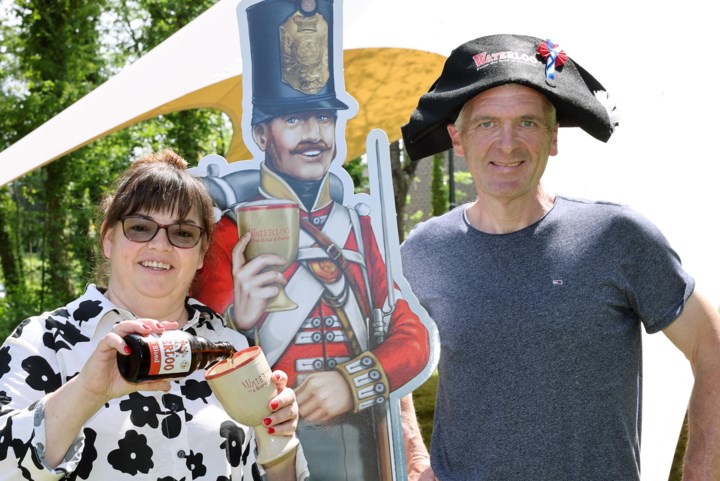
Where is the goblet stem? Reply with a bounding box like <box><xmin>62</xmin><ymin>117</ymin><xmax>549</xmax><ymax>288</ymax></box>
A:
<box><xmin>266</xmin><ymin>285</ymin><xmax>298</xmax><ymax>312</ymax></box>
<box><xmin>254</xmin><ymin>425</ymin><xmax>300</xmax><ymax>466</ymax></box>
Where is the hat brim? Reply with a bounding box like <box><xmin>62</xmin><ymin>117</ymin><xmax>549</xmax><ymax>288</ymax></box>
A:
<box><xmin>251</xmin><ymin>97</ymin><xmax>349</xmax><ymax>125</ymax></box>
<box><xmin>401</xmin><ymin>35</ymin><xmax>616</xmax><ymax>160</ymax></box>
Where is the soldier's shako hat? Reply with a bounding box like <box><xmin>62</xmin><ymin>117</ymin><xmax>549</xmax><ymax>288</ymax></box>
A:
<box><xmin>401</xmin><ymin>34</ymin><xmax>619</xmax><ymax>160</ymax></box>
<box><xmin>246</xmin><ymin>0</ymin><xmax>348</xmax><ymax>125</ymax></box>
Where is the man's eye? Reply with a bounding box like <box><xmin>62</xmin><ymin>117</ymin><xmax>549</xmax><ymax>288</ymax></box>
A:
<box><xmin>286</xmin><ymin>117</ymin><xmax>300</xmax><ymax>125</ymax></box>
<box><xmin>476</xmin><ymin>121</ymin><xmax>494</xmax><ymax>129</ymax></box>
<box><xmin>520</xmin><ymin>120</ymin><xmax>536</xmax><ymax>128</ymax></box>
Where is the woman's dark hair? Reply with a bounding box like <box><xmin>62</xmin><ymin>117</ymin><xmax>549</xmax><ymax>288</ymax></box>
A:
<box><xmin>99</xmin><ymin>150</ymin><xmax>215</xmax><ymax>247</ymax></box>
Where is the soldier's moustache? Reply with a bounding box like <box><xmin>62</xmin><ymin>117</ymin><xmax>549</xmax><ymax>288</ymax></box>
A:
<box><xmin>290</xmin><ymin>141</ymin><xmax>331</xmax><ymax>156</ymax></box>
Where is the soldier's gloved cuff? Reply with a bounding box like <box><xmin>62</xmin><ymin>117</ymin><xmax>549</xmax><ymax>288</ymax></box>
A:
<box><xmin>223</xmin><ymin>304</ymin><xmax>238</xmax><ymax>330</ymax></box>
<box><xmin>223</xmin><ymin>304</ymin><xmax>257</xmax><ymax>344</ymax></box>
<box><xmin>336</xmin><ymin>352</ymin><xmax>389</xmax><ymax>413</ymax></box>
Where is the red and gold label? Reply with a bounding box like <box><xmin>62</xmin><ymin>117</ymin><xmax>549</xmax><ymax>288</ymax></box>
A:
<box><xmin>147</xmin><ymin>332</ymin><xmax>192</xmax><ymax>376</ymax></box>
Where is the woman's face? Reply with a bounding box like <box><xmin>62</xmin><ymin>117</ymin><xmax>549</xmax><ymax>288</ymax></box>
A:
<box><xmin>102</xmin><ymin>209</ymin><xmax>206</xmax><ymax>313</ymax></box>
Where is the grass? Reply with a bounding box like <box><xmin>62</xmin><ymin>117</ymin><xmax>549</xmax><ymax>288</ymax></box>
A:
<box><xmin>412</xmin><ymin>370</ymin><xmax>438</xmax><ymax>446</ymax></box>
<box><xmin>668</xmin><ymin>413</ymin><xmax>688</xmax><ymax>481</ymax></box>
<box><xmin>410</xmin><ymin>370</ymin><xmax>688</xmax><ymax>480</ymax></box>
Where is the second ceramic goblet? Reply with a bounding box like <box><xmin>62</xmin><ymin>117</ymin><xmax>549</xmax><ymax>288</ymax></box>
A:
<box><xmin>205</xmin><ymin>346</ymin><xmax>299</xmax><ymax>466</ymax></box>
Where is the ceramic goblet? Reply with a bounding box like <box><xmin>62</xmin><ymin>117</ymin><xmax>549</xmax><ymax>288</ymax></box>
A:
<box><xmin>205</xmin><ymin>346</ymin><xmax>299</xmax><ymax>466</ymax></box>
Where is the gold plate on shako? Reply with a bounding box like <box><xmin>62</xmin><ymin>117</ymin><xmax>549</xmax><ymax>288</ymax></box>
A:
<box><xmin>279</xmin><ymin>11</ymin><xmax>329</xmax><ymax>94</ymax></box>
<box><xmin>308</xmin><ymin>259</ymin><xmax>341</xmax><ymax>283</ymax></box>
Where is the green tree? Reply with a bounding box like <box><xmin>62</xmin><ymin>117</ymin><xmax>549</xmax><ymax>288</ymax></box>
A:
<box><xmin>390</xmin><ymin>140</ymin><xmax>421</xmax><ymax>242</ymax></box>
<box><xmin>116</xmin><ymin>0</ymin><xmax>228</xmax><ymax>162</ymax></box>
<box><xmin>0</xmin><ymin>0</ymin><xmax>228</xmax><ymax>333</ymax></box>
<box><xmin>430</xmin><ymin>154</ymin><xmax>448</xmax><ymax>216</ymax></box>
<box><xmin>0</xmin><ymin>0</ymin><xmax>109</xmax><ymax>323</ymax></box>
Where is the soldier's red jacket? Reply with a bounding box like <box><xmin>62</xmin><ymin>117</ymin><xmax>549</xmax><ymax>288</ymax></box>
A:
<box><xmin>192</xmin><ymin>165</ymin><xmax>429</xmax><ymax>406</ymax></box>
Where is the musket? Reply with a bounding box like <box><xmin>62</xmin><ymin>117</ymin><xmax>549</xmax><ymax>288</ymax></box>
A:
<box><xmin>368</xmin><ymin>130</ymin><xmax>397</xmax><ymax>350</ymax></box>
<box><xmin>365</xmin><ymin>129</ymin><xmax>402</xmax><ymax>481</ymax></box>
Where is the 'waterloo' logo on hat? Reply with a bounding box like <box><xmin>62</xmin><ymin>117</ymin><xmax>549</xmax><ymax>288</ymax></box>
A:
<box><xmin>472</xmin><ymin>50</ymin><xmax>538</xmax><ymax>70</ymax></box>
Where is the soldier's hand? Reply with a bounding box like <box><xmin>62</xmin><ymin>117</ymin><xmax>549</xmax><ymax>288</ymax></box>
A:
<box><xmin>231</xmin><ymin>232</ymin><xmax>288</xmax><ymax>330</ymax></box>
<box><xmin>295</xmin><ymin>371</ymin><xmax>352</xmax><ymax>422</ymax></box>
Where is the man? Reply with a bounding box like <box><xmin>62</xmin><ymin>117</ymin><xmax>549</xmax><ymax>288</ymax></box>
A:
<box><xmin>399</xmin><ymin>34</ymin><xmax>720</xmax><ymax>480</ymax></box>
<box><xmin>193</xmin><ymin>0</ymin><xmax>431</xmax><ymax>479</ymax></box>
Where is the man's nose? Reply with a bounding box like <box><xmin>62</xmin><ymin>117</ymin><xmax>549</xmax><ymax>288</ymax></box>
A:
<box><xmin>497</xmin><ymin>123</ymin><xmax>520</xmax><ymax>152</ymax></box>
<box><xmin>301</xmin><ymin>116</ymin><xmax>322</xmax><ymax>140</ymax></box>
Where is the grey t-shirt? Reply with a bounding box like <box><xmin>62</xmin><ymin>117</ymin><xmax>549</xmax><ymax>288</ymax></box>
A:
<box><xmin>401</xmin><ymin>196</ymin><xmax>695</xmax><ymax>481</ymax></box>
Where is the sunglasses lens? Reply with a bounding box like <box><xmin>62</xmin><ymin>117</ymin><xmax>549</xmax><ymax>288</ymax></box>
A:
<box><xmin>122</xmin><ymin>217</ymin><xmax>158</xmax><ymax>242</ymax></box>
<box><xmin>168</xmin><ymin>224</ymin><xmax>203</xmax><ymax>248</ymax></box>
<box><xmin>121</xmin><ymin>217</ymin><xmax>203</xmax><ymax>248</ymax></box>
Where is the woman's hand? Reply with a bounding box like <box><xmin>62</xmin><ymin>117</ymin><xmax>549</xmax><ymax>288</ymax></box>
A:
<box><xmin>43</xmin><ymin>319</ymin><xmax>178</xmax><ymax>467</ymax></box>
<box><xmin>75</xmin><ymin>319</ymin><xmax>178</xmax><ymax>404</ymax></box>
<box><xmin>231</xmin><ymin>232</ymin><xmax>288</xmax><ymax>330</ymax></box>
<box><xmin>260</xmin><ymin>370</ymin><xmax>300</xmax><ymax>481</ymax></box>
<box><xmin>263</xmin><ymin>370</ymin><xmax>299</xmax><ymax>436</ymax></box>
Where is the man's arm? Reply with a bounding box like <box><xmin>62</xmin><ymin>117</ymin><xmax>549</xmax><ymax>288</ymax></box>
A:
<box><xmin>663</xmin><ymin>291</ymin><xmax>720</xmax><ymax>481</ymax></box>
<box><xmin>401</xmin><ymin>393</ymin><xmax>436</xmax><ymax>481</ymax></box>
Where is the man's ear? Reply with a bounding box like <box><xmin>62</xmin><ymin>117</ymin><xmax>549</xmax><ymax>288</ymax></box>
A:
<box><xmin>447</xmin><ymin>123</ymin><xmax>465</xmax><ymax>158</ymax></box>
<box><xmin>252</xmin><ymin>123</ymin><xmax>268</xmax><ymax>151</ymax></box>
<box><xmin>549</xmin><ymin>123</ymin><xmax>559</xmax><ymax>157</ymax></box>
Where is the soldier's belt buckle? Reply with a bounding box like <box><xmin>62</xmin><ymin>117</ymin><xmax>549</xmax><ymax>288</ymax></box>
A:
<box><xmin>326</xmin><ymin>243</ymin><xmax>342</xmax><ymax>262</ymax></box>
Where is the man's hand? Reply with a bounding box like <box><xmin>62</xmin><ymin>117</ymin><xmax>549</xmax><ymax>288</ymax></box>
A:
<box><xmin>402</xmin><ymin>393</ymin><xmax>437</xmax><ymax>481</ymax></box>
<box><xmin>295</xmin><ymin>371</ymin><xmax>353</xmax><ymax>422</ymax></box>
<box><xmin>409</xmin><ymin>465</ymin><xmax>438</xmax><ymax>481</ymax></box>
<box><xmin>231</xmin><ymin>232</ymin><xmax>288</xmax><ymax>330</ymax></box>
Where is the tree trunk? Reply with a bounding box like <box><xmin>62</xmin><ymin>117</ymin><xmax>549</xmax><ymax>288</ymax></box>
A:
<box><xmin>42</xmin><ymin>157</ymin><xmax>74</xmax><ymax>308</ymax></box>
<box><xmin>0</xmin><ymin>188</ymin><xmax>21</xmax><ymax>295</ymax></box>
<box><xmin>389</xmin><ymin>141</ymin><xmax>421</xmax><ymax>243</ymax></box>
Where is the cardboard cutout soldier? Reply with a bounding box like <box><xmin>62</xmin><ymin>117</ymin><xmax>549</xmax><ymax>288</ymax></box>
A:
<box><xmin>191</xmin><ymin>0</ymin><xmax>439</xmax><ymax>479</ymax></box>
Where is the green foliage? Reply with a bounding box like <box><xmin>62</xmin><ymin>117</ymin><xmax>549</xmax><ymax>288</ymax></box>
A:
<box><xmin>430</xmin><ymin>154</ymin><xmax>447</xmax><ymax>216</ymax></box>
<box><xmin>0</xmin><ymin>0</ymin><xmax>228</xmax><ymax>332</ymax></box>
<box><xmin>668</xmin><ymin>412</ymin><xmax>688</xmax><ymax>481</ymax></box>
<box><xmin>344</xmin><ymin>156</ymin><xmax>369</xmax><ymax>193</ymax></box>
<box><xmin>0</xmin><ymin>0</ymin><xmax>111</xmax><ymax>326</ymax></box>
<box><xmin>413</xmin><ymin>371</ymin><xmax>438</xmax><ymax>446</ymax></box>
<box><xmin>452</xmin><ymin>171</ymin><xmax>473</xmax><ymax>203</ymax></box>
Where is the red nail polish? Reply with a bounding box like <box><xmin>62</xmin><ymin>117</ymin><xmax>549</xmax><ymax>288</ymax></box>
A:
<box><xmin>267</xmin><ymin>427</ymin><xmax>275</xmax><ymax>434</ymax></box>
<box><xmin>275</xmin><ymin>373</ymin><xmax>282</xmax><ymax>381</ymax></box>
<box><xmin>124</xmin><ymin>346</ymin><xmax>131</xmax><ymax>355</ymax></box>
<box><xmin>263</xmin><ymin>417</ymin><xmax>272</xmax><ymax>426</ymax></box>
<box><xmin>270</xmin><ymin>401</ymin><xmax>279</xmax><ymax>410</ymax></box>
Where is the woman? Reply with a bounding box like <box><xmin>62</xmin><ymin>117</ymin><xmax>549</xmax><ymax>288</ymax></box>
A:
<box><xmin>0</xmin><ymin>150</ymin><xmax>308</xmax><ymax>480</ymax></box>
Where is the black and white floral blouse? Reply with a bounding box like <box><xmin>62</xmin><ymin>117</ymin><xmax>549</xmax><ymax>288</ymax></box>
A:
<box><xmin>0</xmin><ymin>284</ymin><xmax>309</xmax><ymax>480</ymax></box>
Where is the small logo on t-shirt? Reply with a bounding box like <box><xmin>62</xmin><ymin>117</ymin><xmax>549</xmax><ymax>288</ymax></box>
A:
<box><xmin>552</xmin><ymin>279</ymin><xmax>564</xmax><ymax>286</ymax></box>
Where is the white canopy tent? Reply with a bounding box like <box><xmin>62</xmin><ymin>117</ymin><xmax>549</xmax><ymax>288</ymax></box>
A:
<box><xmin>2</xmin><ymin>1</ymin><xmax>718</xmax><ymax>478</ymax></box>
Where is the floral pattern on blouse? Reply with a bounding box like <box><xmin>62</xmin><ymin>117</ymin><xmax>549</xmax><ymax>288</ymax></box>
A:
<box><xmin>0</xmin><ymin>284</ymin><xmax>309</xmax><ymax>480</ymax></box>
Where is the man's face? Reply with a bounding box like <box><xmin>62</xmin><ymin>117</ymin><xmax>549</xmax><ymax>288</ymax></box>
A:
<box><xmin>447</xmin><ymin>84</ymin><xmax>558</xmax><ymax>205</ymax></box>
<box><xmin>253</xmin><ymin>110</ymin><xmax>337</xmax><ymax>181</ymax></box>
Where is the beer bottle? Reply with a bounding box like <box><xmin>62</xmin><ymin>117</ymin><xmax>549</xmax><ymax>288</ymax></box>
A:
<box><xmin>117</xmin><ymin>331</ymin><xmax>236</xmax><ymax>382</ymax></box>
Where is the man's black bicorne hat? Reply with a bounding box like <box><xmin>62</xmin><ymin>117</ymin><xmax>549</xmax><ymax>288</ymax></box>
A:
<box><xmin>246</xmin><ymin>0</ymin><xmax>348</xmax><ymax>125</ymax></box>
<box><xmin>401</xmin><ymin>34</ymin><xmax>619</xmax><ymax>160</ymax></box>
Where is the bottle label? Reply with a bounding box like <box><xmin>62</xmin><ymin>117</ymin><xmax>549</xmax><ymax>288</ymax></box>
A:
<box><xmin>146</xmin><ymin>332</ymin><xmax>192</xmax><ymax>376</ymax></box>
